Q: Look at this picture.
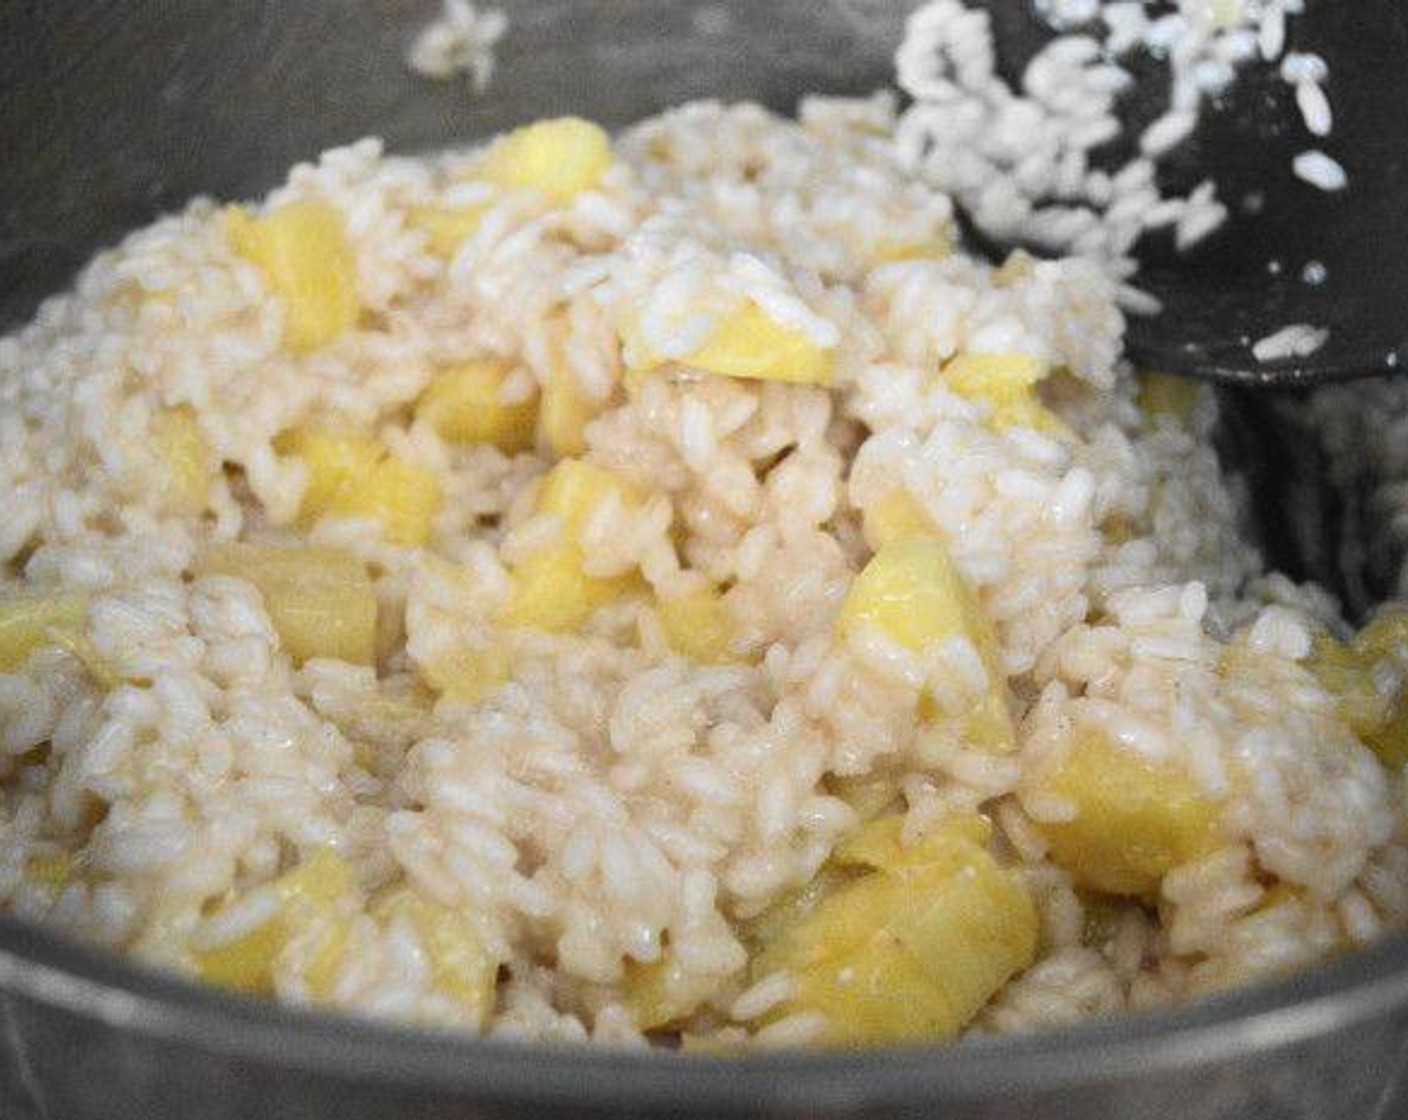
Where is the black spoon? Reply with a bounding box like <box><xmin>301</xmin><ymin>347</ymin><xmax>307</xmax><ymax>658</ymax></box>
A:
<box><xmin>970</xmin><ymin>0</ymin><xmax>1408</xmax><ymax>389</ymax></box>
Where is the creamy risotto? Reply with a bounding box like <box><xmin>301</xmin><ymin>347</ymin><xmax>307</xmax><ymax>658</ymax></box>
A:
<box><xmin>0</xmin><ymin>17</ymin><xmax>1406</xmax><ymax>1050</ymax></box>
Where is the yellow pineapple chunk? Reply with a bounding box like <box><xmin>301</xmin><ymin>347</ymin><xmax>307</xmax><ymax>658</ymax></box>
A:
<box><xmin>1032</xmin><ymin>732</ymin><xmax>1221</xmax><ymax>896</ymax></box>
<box><xmin>25</xmin><ymin>852</ymin><xmax>73</xmax><ymax>891</ymax></box>
<box><xmin>1137</xmin><ymin>371</ymin><xmax>1202</xmax><ymax>422</ymax></box>
<box><xmin>499</xmin><ymin>551</ymin><xmax>637</xmax><ymax>633</ymax></box>
<box><xmin>482</xmin><ymin>117</ymin><xmax>614</xmax><ymax>203</ymax></box>
<box><xmin>942</xmin><ymin>353</ymin><xmax>1065</xmax><ymax>435</ymax></box>
<box><xmin>279</xmin><ymin>428</ymin><xmax>441</xmax><ymax>547</ymax></box>
<box><xmin>1312</xmin><ymin>615</ymin><xmax>1408</xmax><ymax>768</ymax></box>
<box><xmin>152</xmin><ymin>407</ymin><xmax>213</xmax><ymax>514</ymax></box>
<box><xmin>408</xmin><ymin>203</ymin><xmax>488</xmax><ymax>258</ymax></box>
<box><xmin>196</xmin><ymin>847</ymin><xmax>355</xmax><ymax>995</ymax></box>
<box><xmin>862</xmin><ymin>490</ymin><xmax>933</xmax><ymax>551</ymax></box>
<box><xmin>196</xmin><ymin>543</ymin><xmax>377</xmax><ymax>666</ymax></box>
<box><xmin>0</xmin><ymin>594</ymin><xmax>90</xmax><ymax>672</ymax></box>
<box><xmin>872</xmin><ymin>233</ymin><xmax>953</xmax><ymax>264</ymax></box>
<box><xmin>377</xmin><ymin>888</ymin><xmax>498</xmax><ymax>1026</ymax></box>
<box><xmin>627</xmin><ymin>301</ymin><xmax>834</xmax><ymax>386</ymax></box>
<box><xmin>225</xmin><ymin>200</ymin><xmax>360</xmax><ymax>354</ymax></box>
<box><xmin>624</xmin><ymin>952</ymin><xmax>714</xmax><ymax>1031</ymax></box>
<box><xmin>417</xmin><ymin>359</ymin><xmax>537</xmax><ymax>453</ymax></box>
<box><xmin>753</xmin><ymin>814</ymin><xmax>1037</xmax><ymax>1045</ymax></box>
<box><xmin>354</xmin><ymin>454</ymin><xmax>443</xmax><ymax>548</ymax></box>
<box><xmin>499</xmin><ymin>460</ymin><xmax>641</xmax><ymax>632</ymax></box>
<box><xmin>658</xmin><ymin>586</ymin><xmax>734</xmax><ymax>664</ymax></box>
<box><xmin>537</xmin><ymin>363</ymin><xmax>598</xmax><ymax>458</ymax></box>
<box><xmin>419</xmin><ymin>645</ymin><xmax>510</xmax><ymax>705</ymax></box>
<box><xmin>838</xmin><ymin>537</ymin><xmax>1015</xmax><ymax>753</ymax></box>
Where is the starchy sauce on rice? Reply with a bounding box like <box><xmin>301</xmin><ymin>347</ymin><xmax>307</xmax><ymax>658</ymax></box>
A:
<box><xmin>1</xmin><ymin>42</ymin><xmax>1407</xmax><ymax>1049</ymax></box>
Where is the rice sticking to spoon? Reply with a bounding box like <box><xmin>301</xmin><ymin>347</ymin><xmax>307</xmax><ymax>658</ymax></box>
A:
<box><xmin>895</xmin><ymin>0</ymin><xmax>1408</xmax><ymax>387</ymax></box>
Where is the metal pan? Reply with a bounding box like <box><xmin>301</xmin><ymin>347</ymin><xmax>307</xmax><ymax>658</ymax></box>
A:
<box><xmin>1</xmin><ymin>3</ymin><xmax>1404</xmax><ymax>1117</ymax></box>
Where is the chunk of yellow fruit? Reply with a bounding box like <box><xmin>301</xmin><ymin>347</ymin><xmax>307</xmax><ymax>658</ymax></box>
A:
<box><xmin>624</xmin><ymin>952</ymin><xmax>710</xmax><ymax>1031</ymax></box>
<box><xmin>408</xmin><ymin>204</ymin><xmax>488</xmax><ymax>258</ymax></box>
<box><xmin>1032</xmin><ymin>732</ymin><xmax>1221</xmax><ymax>896</ymax></box>
<box><xmin>196</xmin><ymin>847</ymin><xmax>355</xmax><ymax>995</ymax></box>
<box><xmin>499</xmin><ymin>460</ymin><xmax>642</xmax><ymax>632</ymax></box>
<box><xmin>225</xmin><ymin>200</ymin><xmax>360</xmax><ymax>354</ymax></box>
<box><xmin>417</xmin><ymin>359</ymin><xmax>537</xmax><ymax>453</ymax></box>
<box><xmin>862</xmin><ymin>490</ymin><xmax>933</xmax><ymax>551</ymax></box>
<box><xmin>1137</xmin><ymin>371</ymin><xmax>1201</xmax><ymax>422</ymax></box>
<box><xmin>419</xmin><ymin>645</ymin><xmax>510</xmax><ymax>705</ymax></box>
<box><xmin>25</xmin><ymin>852</ymin><xmax>73</xmax><ymax>891</ymax></box>
<box><xmin>754</xmin><ymin>814</ymin><xmax>1037</xmax><ymax>1045</ymax></box>
<box><xmin>196</xmin><ymin>543</ymin><xmax>377</xmax><ymax>666</ymax></box>
<box><xmin>942</xmin><ymin>353</ymin><xmax>1066</xmax><ymax>435</ymax></box>
<box><xmin>152</xmin><ymin>407</ymin><xmax>213</xmax><ymax>514</ymax></box>
<box><xmin>872</xmin><ymin>234</ymin><xmax>953</xmax><ymax>264</ymax></box>
<box><xmin>693</xmin><ymin>303</ymin><xmax>834</xmax><ymax>385</ymax></box>
<box><xmin>482</xmin><ymin>117</ymin><xmax>614</xmax><ymax>203</ymax></box>
<box><xmin>838</xmin><ymin>537</ymin><xmax>1014</xmax><ymax>753</ymax></box>
<box><xmin>656</xmin><ymin>302</ymin><xmax>835</xmax><ymax>386</ymax></box>
<box><xmin>536</xmin><ymin>458</ymin><xmax>638</xmax><ymax>532</ymax></box>
<box><xmin>1312</xmin><ymin>615</ymin><xmax>1408</xmax><ymax>768</ymax></box>
<box><xmin>0</xmin><ymin>594</ymin><xmax>89</xmax><ymax>673</ymax></box>
<box><xmin>658</xmin><ymin>587</ymin><xmax>734</xmax><ymax>664</ymax></box>
<box><xmin>537</xmin><ymin>364</ymin><xmax>598</xmax><ymax>458</ymax></box>
<box><xmin>377</xmin><ymin>888</ymin><xmax>498</xmax><ymax>1026</ymax></box>
<box><xmin>1353</xmin><ymin>610</ymin><xmax>1408</xmax><ymax>664</ymax></box>
<box><xmin>500</xmin><ymin>550</ymin><xmax>640</xmax><ymax>633</ymax></box>
<box><xmin>278</xmin><ymin>428</ymin><xmax>441</xmax><ymax>547</ymax></box>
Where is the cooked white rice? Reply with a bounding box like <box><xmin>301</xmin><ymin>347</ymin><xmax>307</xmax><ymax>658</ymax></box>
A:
<box><xmin>0</xmin><ymin>4</ymin><xmax>1405</xmax><ymax>1052</ymax></box>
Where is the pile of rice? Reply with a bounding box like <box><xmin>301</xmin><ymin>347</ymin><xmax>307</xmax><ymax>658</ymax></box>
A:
<box><xmin>0</xmin><ymin>10</ymin><xmax>1405</xmax><ymax>1051</ymax></box>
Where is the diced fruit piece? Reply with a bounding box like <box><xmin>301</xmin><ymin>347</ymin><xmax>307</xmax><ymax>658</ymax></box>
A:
<box><xmin>278</xmin><ymin>428</ymin><xmax>442</xmax><ymax>547</ymax></box>
<box><xmin>628</xmin><ymin>301</ymin><xmax>834</xmax><ymax>386</ymax></box>
<box><xmin>196</xmin><ymin>910</ymin><xmax>286</xmax><ymax>994</ymax></box>
<box><xmin>1312</xmin><ymin>615</ymin><xmax>1408</xmax><ymax>768</ymax></box>
<box><xmin>537</xmin><ymin>364</ymin><xmax>597</xmax><ymax>458</ymax></box>
<box><xmin>499</xmin><ymin>550</ymin><xmax>638</xmax><ymax>633</ymax></box>
<box><xmin>536</xmin><ymin>458</ymin><xmax>639</xmax><ymax>532</ymax></box>
<box><xmin>833</xmin><ymin>813</ymin><xmax>993</xmax><ymax>872</ymax></box>
<box><xmin>152</xmin><ymin>407</ymin><xmax>213</xmax><ymax>514</ymax></box>
<box><xmin>753</xmin><ymin>814</ymin><xmax>1037</xmax><ymax>1045</ymax></box>
<box><xmin>352</xmin><ymin>454</ymin><xmax>442</xmax><ymax>548</ymax></box>
<box><xmin>419</xmin><ymin>645</ymin><xmax>510</xmax><ymax>705</ymax></box>
<box><xmin>196</xmin><ymin>543</ymin><xmax>377</xmax><ymax>666</ymax></box>
<box><xmin>499</xmin><ymin>459</ymin><xmax>642</xmax><ymax>632</ymax></box>
<box><xmin>25</xmin><ymin>852</ymin><xmax>72</xmax><ymax>890</ymax></box>
<box><xmin>196</xmin><ymin>847</ymin><xmax>355</xmax><ymax>995</ymax></box>
<box><xmin>0</xmin><ymin>594</ymin><xmax>89</xmax><ymax>672</ymax></box>
<box><xmin>417</xmin><ymin>359</ymin><xmax>537</xmax><ymax>453</ymax></box>
<box><xmin>482</xmin><ymin>117</ymin><xmax>614</xmax><ymax>203</ymax></box>
<box><xmin>862</xmin><ymin>491</ymin><xmax>932</xmax><ymax>551</ymax></box>
<box><xmin>838</xmin><ymin>537</ymin><xmax>1014</xmax><ymax>753</ymax></box>
<box><xmin>277</xmin><ymin>428</ymin><xmax>384</xmax><ymax>518</ymax></box>
<box><xmin>872</xmin><ymin>234</ymin><xmax>952</xmax><ymax>264</ymax></box>
<box><xmin>689</xmin><ymin>303</ymin><xmax>834</xmax><ymax>385</ymax></box>
<box><xmin>377</xmin><ymin>888</ymin><xmax>498</xmax><ymax>1026</ymax></box>
<box><xmin>942</xmin><ymin>352</ymin><xmax>1065</xmax><ymax>434</ymax></box>
<box><xmin>624</xmin><ymin>952</ymin><xmax>712</xmax><ymax>1030</ymax></box>
<box><xmin>826</xmin><ymin>773</ymin><xmax>901</xmax><ymax>822</ymax></box>
<box><xmin>225</xmin><ymin>200</ymin><xmax>360</xmax><ymax>354</ymax></box>
<box><xmin>659</xmin><ymin>587</ymin><xmax>734</xmax><ymax>664</ymax></box>
<box><xmin>1137</xmin><ymin>371</ymin><xmax>1201</xmax><ymax>422</ymax></box>
<box><xmin>1032</xmin><ymin>732</ymin><xmax>1221</xmax><ymax>896</ymax></box>
<box><xmin>408</xmin><ymin>204</ymin><xmax>488</xmax><ymax>258</ymax></box>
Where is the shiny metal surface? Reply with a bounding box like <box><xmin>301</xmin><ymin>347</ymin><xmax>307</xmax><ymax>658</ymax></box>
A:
<box><xmin>1</xmin><ymin>3</ymin><xmax>1406</xmax><ymax>1118</ymax></box>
